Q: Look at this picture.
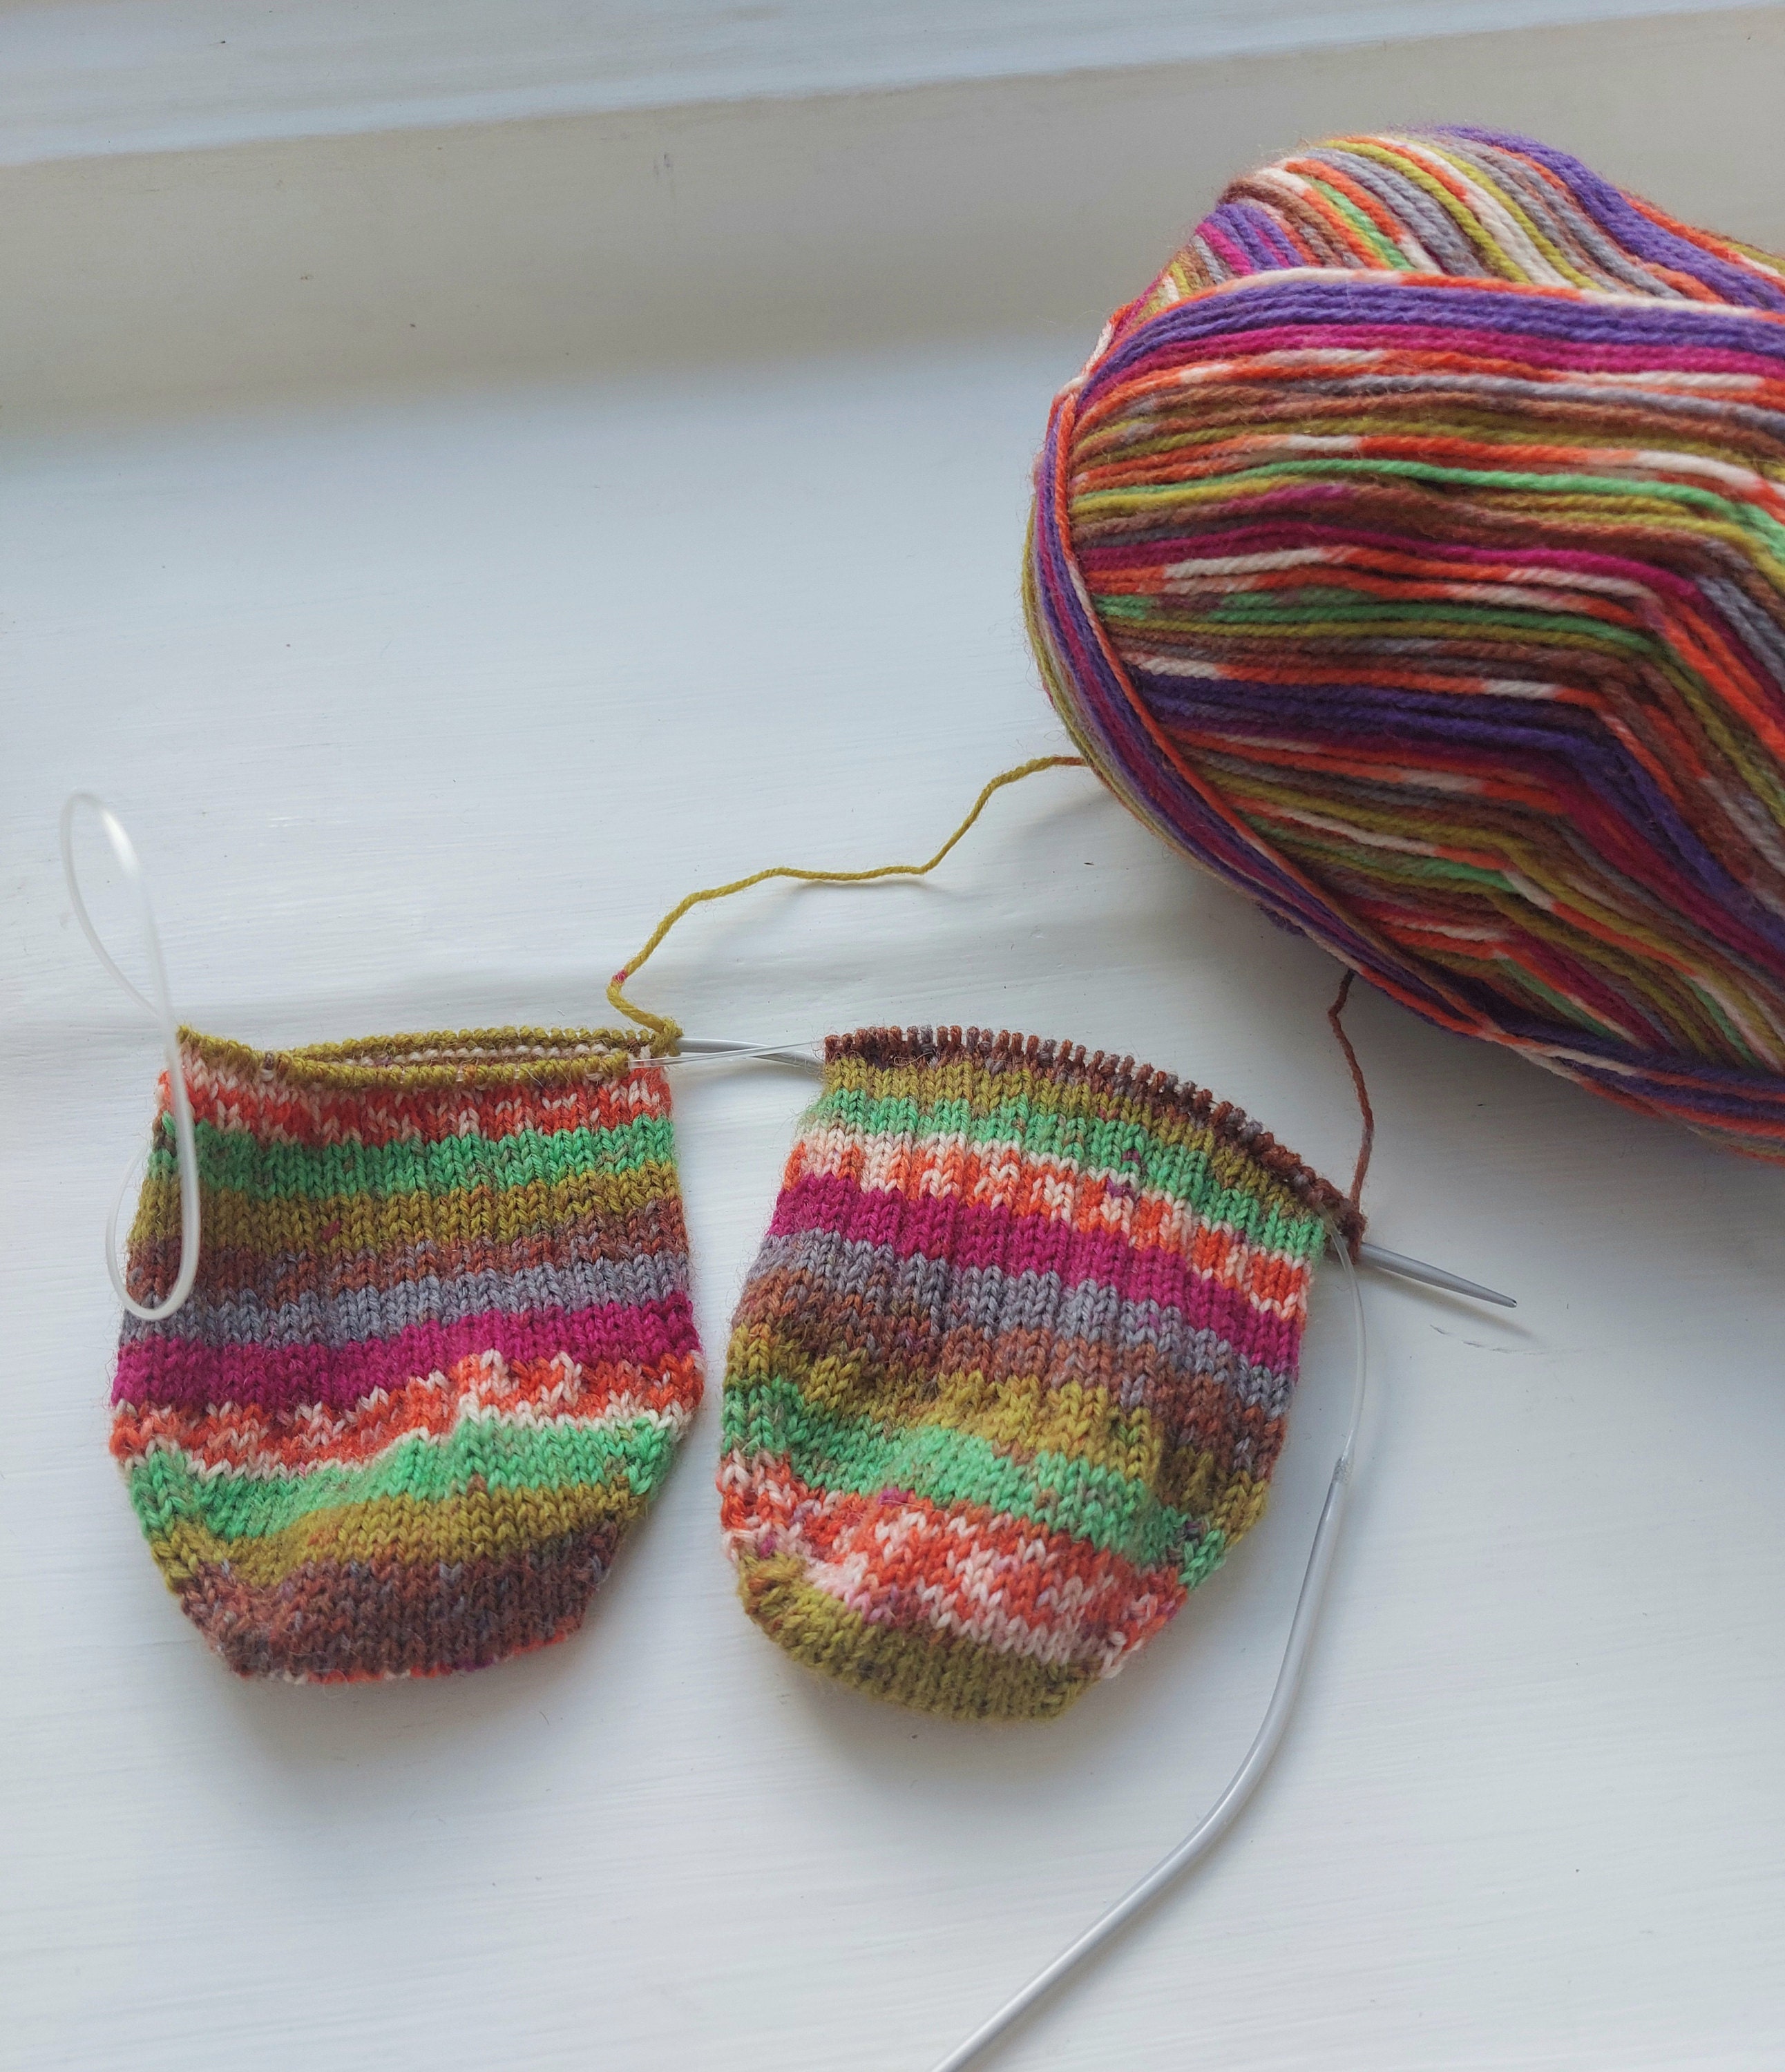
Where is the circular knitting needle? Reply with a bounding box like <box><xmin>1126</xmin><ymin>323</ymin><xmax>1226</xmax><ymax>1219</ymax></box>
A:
<box><xmin>667</xmin><ymin>1038</ymin><xmax>1517</xmax><ymax>1309</ymax></box>
<box><xmin>61</xmin><ymin>794</ymin><xmax>202</xmax><ymax>1323</ymax></box>
<box><xmin>666</xmin><ymin>1034</ymin><xmax>827</xmax><ymax>1071</ymax></box>
<box><xmin>925</xmin><ymin>1231</ymin><xmax>1371</xmax><ymax>2072</ymax></box>
<box><xmin>1353</xmin><ymin>1240</ymin><xmax>1516</xmax><ymax>1308</ymax></box>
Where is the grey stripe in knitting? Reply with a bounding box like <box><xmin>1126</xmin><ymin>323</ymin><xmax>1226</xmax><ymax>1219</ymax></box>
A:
<box><xmin>124</xmin><ymin>1249</ymin><xmax>690</xmax><ymax>1350</ymax></box>
<box><xmin>747</xmin><ymin>1229</ymin><xmax>1292</xmax><ymax>1416</ymax></box>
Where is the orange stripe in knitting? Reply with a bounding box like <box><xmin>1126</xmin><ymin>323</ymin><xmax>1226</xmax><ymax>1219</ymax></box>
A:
<box><xmin>113</xmin><ymin>1350</ymin><xmax>705</xmax><ymax>1474</ymax></box>
<box><xmin>180</xmin><ymin>1059</ymin><xmax>671</xmax><ymax>1149</ymax></box>
<box><xmin>721</xmin><ymin>1452</ymin><xmax>1188</xmax><ymax>1658</ymax></box>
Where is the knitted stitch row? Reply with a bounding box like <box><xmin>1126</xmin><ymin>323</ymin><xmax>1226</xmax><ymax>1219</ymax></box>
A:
<box><xmin>720</xmin><ymin>1027</ymin><xmax>1359</xmax><ymax>1722</ymax></box>
<box><xmin>112</xmin><ymin>1027</ymin><xmax>703</xmax><ymax>1681</ymax></box>
<box><xmin>1027</xmin><ymin>128</ymin><xmax>1785</xmax><ymax>1155</ymax></box>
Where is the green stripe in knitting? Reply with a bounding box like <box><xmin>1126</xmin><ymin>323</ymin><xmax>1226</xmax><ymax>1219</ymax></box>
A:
<box><xmin>721</xmin><ymin>1375</ymin><xmax>1194</xmax><ymax>1566</ymax></box>
<box><xmin>126</xmin><ymin>1409</ymin><xmax>685</xmax><ymax>1542</ymax></box>
<box><xmin>825</xmin><ymin>1054</ymin><xmax>1194</xmax><ymax>1137</ymax></box>
<box><xmin>129</xmin><ymin>1160</ymin><xmax>684</xmax><ymax>1251</ymax></box>
<box><xmin>817</xmin><ymin>1081</ymin><xmax>1158</xmax><ymax>1160</ymax></box>
<box><xmin>145</xmin><ymin>1113</ymin><xmax>675</xmax><ymax>1202</ymax></box>
<box><xmin>729</xmin><ymin>1327</ymin><xmax>1160</xmax><ymax>1472</ymax></box>
<box><xmin>727</xmin><ymin>1329</ymin><xmax>1277</xmax><ymax>1522</ymax></box>
<box><xmin>145</xmin><ymin>1481</ymin><xmax>646</xmax><ymax>1589</ymax></box>
<box><xmin>811</xmin><ymin>1084</ymin><xmax>1326</xmax><ymax>1255</ymax></box>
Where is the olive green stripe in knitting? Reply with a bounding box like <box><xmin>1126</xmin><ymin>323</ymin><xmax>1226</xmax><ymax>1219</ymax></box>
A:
<box><xmin>144</xmin><ymin>1113</ymin><xmax>675</xmax><ymax>1202</ymax></box>
<box><xmin>126</xmin><ymin>1410</ymin><xmax>685</xmax><ymax>1542</ymax></box>
<box><xmin>810</xmin><ymin>1084</ymin><xmax>1328</xmax><ymax>1256</ymax></box>
<box><xmin>179</xmin><ymin>1024</ymin><xmax>647</xmax><ymax>1091</ymax></box>
<box><xmin>727</xmin><ymin>1323</ymin><xmax>1271</xmax><ymax>1516</ymax></box>
<box><xmin>734</xmin><ymin>1550</ymin><xmax>1102</xmax><ymax>1720</ymax></box>
<box><xmin>819</xmin><ymin>1056</ymin><xmax>1225</xmax><ymax>1156</ymax></box>
<box><xmin>721</xmin><ymin>1377</ymin><xmax>1194</xmax><ymax>1566</ymax></box>
<box><xmin>128</xmin><ymin>1160</ymin><xmax>683</xmax><ymax>1252</ymax></box>
<box><xmin>142</xmin><ymin>1481</ymin><xmax>647</xmax><ymax>1589</ymax></box>
<box><xmin>738</xmin><ymin>1327</ymin><xmax>1174</xmax><ymax>1474</ymax></box>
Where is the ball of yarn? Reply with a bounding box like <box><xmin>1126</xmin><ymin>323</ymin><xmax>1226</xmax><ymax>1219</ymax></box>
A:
<box><xmin>1027</xmin><ymin>128</ymin><xmax>1785</xmax><ymax>1155</ymax></box>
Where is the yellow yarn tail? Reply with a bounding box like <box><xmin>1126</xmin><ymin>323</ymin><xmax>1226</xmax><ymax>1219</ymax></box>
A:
<box><xmin>607</xmin><ymin>755</ymin><xmax>1085</xmax><ymax>1045</ymax></box>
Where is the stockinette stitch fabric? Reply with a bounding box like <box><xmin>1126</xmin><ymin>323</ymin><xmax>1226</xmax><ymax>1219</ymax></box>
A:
<box><xmin>719</xmin><ymin>1026</ymin><xmax>1361</xmax><ymax>1723</ymax></box>
<box><xmin>1027</xmin><ymin>128</ymin><xmax>1785</xmax><ymax>1157</ymax></box>
<box><xmin>111</xmin><ymin>1028</ymin><xmax>703</xmax><ymax>1680</ymax></box>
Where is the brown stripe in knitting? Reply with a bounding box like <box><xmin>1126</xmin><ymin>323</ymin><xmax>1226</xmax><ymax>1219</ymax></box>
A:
<box><xmin>170</xmin><ymin>1521</ymin><xmax>632</xmax><ymax>1680</ymax></box>
<box><xmin>129</xmin><ymin>1200</ymin><xmax>690</xmax><ymax>1308</ymax></box>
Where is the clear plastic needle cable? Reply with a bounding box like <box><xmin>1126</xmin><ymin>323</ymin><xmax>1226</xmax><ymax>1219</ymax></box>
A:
<box><xmin>59</xmin><ymin>794</ymin><xmax>201</xmax><ymax>1323</ymax></box>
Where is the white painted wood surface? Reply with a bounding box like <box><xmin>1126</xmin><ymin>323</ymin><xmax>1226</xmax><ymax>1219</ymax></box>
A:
<box><xmin>0</xmin><ymin>0</ymin><xmax>1763</xmax><ymax>166</ymax></box>
<box><xmin>5</xmin><ymin>21</ymin><xmax>1785</xmax><ymax>2070</ymax></box>
<box><xmin>8</xmin><ymin>8</ymin><xmax>1784</xmax><ymax>428</ymax></box>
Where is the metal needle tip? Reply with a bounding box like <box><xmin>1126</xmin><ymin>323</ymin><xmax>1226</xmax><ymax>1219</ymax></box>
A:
<box><xmin>1353</xmin><ymin>1240</ymin><xmax>1516</xmax><ymax>1308</ymax></box>
<box><xmin>669</xmin><ymin>1042</ymin><xmax>1517</xmax><ymax>1307</ymax></box>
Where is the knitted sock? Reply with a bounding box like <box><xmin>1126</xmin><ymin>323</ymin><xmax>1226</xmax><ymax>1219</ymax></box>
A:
<box><xmin>111</xmin><ymin>1028</ymin><xmax>703</xmax><ymax>1681</ymax></box>
<box><xmin>719</xmin><ymin>1026</ymin><xmax>1360</xmax><ymax>1723</ymax></box>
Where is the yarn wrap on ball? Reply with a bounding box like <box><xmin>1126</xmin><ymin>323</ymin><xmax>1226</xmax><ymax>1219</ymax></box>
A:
<box><xmin>1027</xmin><ymin>129</ymin><xmax>1785</xmax><ymax>1155</ymax></box>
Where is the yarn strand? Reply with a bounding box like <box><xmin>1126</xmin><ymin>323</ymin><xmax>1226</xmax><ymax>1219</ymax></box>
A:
<box><xmin>1326</xmin><ymin>969</ymin><xmax>1376</xmax><ymax>1207</ymax></box>
<box><xmin>607</xmin><ymin>756</ymin><xmax>1083</xmax><ymax>1040</ymax></box>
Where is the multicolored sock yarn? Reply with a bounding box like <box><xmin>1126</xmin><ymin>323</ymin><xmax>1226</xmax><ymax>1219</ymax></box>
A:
<box><xmin>111</xmin><ymin>1028</ymin><xmax>703</xmax><ymax>1680</ymax></box>
<box><xmin>719</xmin><ymin>1027</ymin><xmax>1359</xmax><ymax>1723</ymax></box>
<box><xmin>1028</xmin><ymin>128</ymin><xmax>1785</xmax><ymax>1157</ymax></box>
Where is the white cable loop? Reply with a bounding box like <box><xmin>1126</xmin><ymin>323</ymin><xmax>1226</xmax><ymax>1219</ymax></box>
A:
<box><xmin>59</xmin><ymin>794</ymin><xmax>201</xmax><ymax>1323</ymax></box>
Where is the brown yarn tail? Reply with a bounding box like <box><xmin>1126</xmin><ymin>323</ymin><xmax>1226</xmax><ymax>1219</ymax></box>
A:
<box><xmin>1326</xmin><ymin>969</ymin><xmax>1375</xmax><ymax>1209</ymax></box>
